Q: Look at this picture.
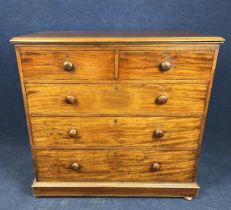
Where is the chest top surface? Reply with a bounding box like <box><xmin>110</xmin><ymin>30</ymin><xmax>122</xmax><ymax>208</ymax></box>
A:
<box><xmin>10</xmin><ymin>31</ymin><xmax>225</xmax><ymax>44</ymax></box>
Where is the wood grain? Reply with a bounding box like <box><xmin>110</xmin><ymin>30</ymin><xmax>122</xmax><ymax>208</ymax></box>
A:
<box><xmin>119</xmin><ymin>50</ymin><xmax>214</xmax><ymax>80</ymax></box>
<box><xmin>26</xmin><ymin>83</ymin><xmax>207</xmax><ymax>115</ymax></box>
<box><xmin>35</xmin><ymin>149</ymin><xmax>196</xmax><ymax>182</ymax></box>
<box><xmin>31</xmin><ymin>116</ymin><xmax>201</xmax><ymax>149</ymax></box>
<box><xmin>32</xmin><ymin>180</ymin><xmax>199</xmax><ymax>197</ymax></box>
<box><xmin>193</xmin><ymin>46</ymin><xmax>220</xmax><ymax>180</ymax></box>
<box><xmin>17</xmin><ymin>44</ymin><xmax>218</xmax><ymax>52</ymax></box>
<box><xmin>20</xmin><ymin>50</ymin><xmax>115</xmax><ymax>80</ymax></box>
<box><xmin>10</xmin><ymin>31</ymin><xmax>225</xmax><ymax>44</ymax></box>
<box><xmin>11</xmin><ymin>31</ymin><xmax>224</xmax><ymax>197</ymax></box>
<box><xmin>15</xmin><ymin>48</ymin><xmax>39</xmax><ymax>179</ymax></box>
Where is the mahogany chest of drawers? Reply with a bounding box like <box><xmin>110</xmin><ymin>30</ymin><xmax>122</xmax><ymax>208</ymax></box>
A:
<box><xmin>11</xmin><ymin>31</ymin><xmax>224</xmax><ymax>199</ymax></box>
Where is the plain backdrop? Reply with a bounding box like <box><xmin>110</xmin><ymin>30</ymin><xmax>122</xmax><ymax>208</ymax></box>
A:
<box><xmin>0</xmin><ymin>1</ymin><xmax>230</xmax><ymax>210</ymax></box>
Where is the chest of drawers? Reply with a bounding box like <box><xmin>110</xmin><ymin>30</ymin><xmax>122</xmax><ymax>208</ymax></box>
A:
<box><xmin>11</xmin><ymin>31</ymin><xmax>224</xmax><ymax>199</ymax></box>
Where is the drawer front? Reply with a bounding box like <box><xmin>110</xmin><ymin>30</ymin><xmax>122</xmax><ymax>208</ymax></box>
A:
<box><xmin>119</xmin><ymin>50</ymin><xmax>214</xmax><ymax>80</ymax></box>
<box><xmin>35</xmin><ymin>150</ymin><xmax>196</xmax><ymax>182</ymax></box>
<box><xmin>31</xmin><ymin>117</ymin><xmax>201</xmax><ymax>149</ymax></box>
<box><xmin>20</xmin><ymin>51</ymin><xmax>115</xmax><ymax>80</ymax></box>
<box><xmin>26</xmin><ymin>83</ymin><xmax>207</xmax><ymax>115</ymax></box>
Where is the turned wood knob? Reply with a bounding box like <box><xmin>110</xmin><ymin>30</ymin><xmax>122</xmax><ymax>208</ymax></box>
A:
<box><xmin>151</xmin><ymin>162</ymin><xmax>161</xmax><ymax>171</ymax></box>
<box><xmin>160</xmin><ymin>61</ymin><xmax>172</xmax><ymax>71</ymax></box>
<box><xmin>153</xmin><ymin>129</ymin><xmax>164</xmax><ymax>138</ymax></box>
<box><xmin>155</xmin><ymin>95</ymin><xmax>168</xmax><ymax>105</ymax></box>
<box><xmin>68</xmin><ymin>129</ymin><xmax>79</xmax><ymax>138</ymax></box>
<box><xmin>64</xmin><ymin>61</ymin><xmax>73</xmax><ymax>71</ymax></box>
<box><xmin>71</xmin><ymin>162</ymin><xmax>80</xmax><ymax>171</ymax></box>
<box><xmin>65</xmin><ymin>96</ymin><xmax>76</xmax><ymax>104</ymax></box>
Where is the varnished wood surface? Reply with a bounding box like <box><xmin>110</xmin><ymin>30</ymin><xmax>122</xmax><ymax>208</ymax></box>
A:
<box><xmin>24</xmin><ymin>79</ymin><xmax>209</xmax><ymax>84</ymax></box>
<box><xmin>26</xmin><ymin>83</ymin><xmax>207</xmax><ymax>115</ymax></box>
<box><xmin>20</xmin><ymin>48</ymin><xmax>214</xmax><ymax>81</ymax></box>
<box><xmin>193</xmin><ymin>47</ymin><xmax>220</xmax><ymax>180</ymax></box>
<box><xmin>35</xmin><ymin>149</ymin><xmax>196</xmax><ymax>182</ymax></box>
<box><xmin>33</xmin><ymin>180</ymin><xmax>199</xmax><ymax>188</ymax></box>
<box><xmin>31</xmin><ymin>116</ymin><xmax>201</xmax><ymax>149</ymax></box>
<box><xmin>32</xmin><ymin>180</ymin><xmax>199</xmax><ymax>197</ymax></box>
<box><xmin>17</xmin><ymin>44</ymin><xmax>218</xmax><ymax>51</ymax></box>
<box><xmin>15</xmin><ymin>48</ymin><xmax>39</xmax><ymax>179</ymax></box>
<box><xmin>10</xmin><ymin>31</ymin><xmax>225</xmax><ymax>44</ymax></box>
<box><xmin>119</xmin><ymin>50</ymin><xmax>214</xmax><ymax>80</ymax></box>
<box><xmin>11</xmin><ymin>31</ymin><xmax>224</xmax><ymax>197</ymax></box>
<box><xmin>20</xmin><ymin>50</ymin><xmax>115</xmax><ymax>80</ymax></box>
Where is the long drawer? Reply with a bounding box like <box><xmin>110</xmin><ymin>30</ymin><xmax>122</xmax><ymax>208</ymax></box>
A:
<box><xmin>35</xmin><ymin>149</ymin><xmax>196</xmax><ymax>182</ymax></box>
<box><xmin>119</xmin><ymin>50</ymin><xmax>214</xmax><ymax>80</ymax></box>
<box><xmin>31</xmin><ymin>116</ymin><xmax>201</xmax><ymax>149</ymax></box>
<box><xmin>20</xmin><ymin>50</ymin><xmax>115</xmax><ymax>80</ymax></box>
<box><xmin>26</xmin><ymin>83</ymin><xmax>207</xmax><ymax>115</ymax></box>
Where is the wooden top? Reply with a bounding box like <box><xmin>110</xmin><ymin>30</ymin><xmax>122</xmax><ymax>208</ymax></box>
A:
<box><xmin>10</xmin><ymin>31</ymin><xmax>225</xmax><ymax>44</ymax></box>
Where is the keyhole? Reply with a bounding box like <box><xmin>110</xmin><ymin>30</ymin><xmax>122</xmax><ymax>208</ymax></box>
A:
<box><xmin>164</xmin><ymin>54</ymin><xmax>169</xmax><ymax>60</ymax></box>
<box><xmin>114</xmin><ymin>119</ymin><xmax>118</xmax><ymax>125</ymax></box>
<box><xmin>114</xmin><ymin>86</ymin><xmax>118</xmax><ymax>91</ymax></box>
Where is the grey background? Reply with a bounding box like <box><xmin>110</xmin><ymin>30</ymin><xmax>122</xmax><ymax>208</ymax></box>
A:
<box><xmin>0</xmin><ymin>1</ymin><xmax>230</xmax><ymax>209</ymax></box>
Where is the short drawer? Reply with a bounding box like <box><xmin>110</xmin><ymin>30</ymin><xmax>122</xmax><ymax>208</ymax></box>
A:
<box><xmin>26</xmin><ymin>83</ymin><xmax>207</xmax><ymax>115</ymax></box>
<box><xmin>119</xmin><ymin>50</ymin><xmax>214</xmax><ymax>80</ymax></box>
<box><xmin>31</xmin><ymin>117</ymin><xmax>201</xmax><ymax>149</ymax></box>
<box><xmin>35</xmin><ymin>149</ymin><xmax>196</xmax><ymax>182</ymax></box>
<box><xmin>20</xmin><ymin>50</ymin><xmax>115</xmax><ymax>80</ymax></box>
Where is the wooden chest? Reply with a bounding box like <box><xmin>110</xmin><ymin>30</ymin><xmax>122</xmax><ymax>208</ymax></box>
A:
<box><xmin>11</xmin><ymin>31</ymin><xmax>224</xmax><ymax>199</ymax></box>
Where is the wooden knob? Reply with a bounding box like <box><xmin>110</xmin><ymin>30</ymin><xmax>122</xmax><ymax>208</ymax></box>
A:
<box><xmin>71</xmin><ymin>162</ymin><xmax>80</xmax><ymax>171</ymax></box>
<box><xmin>68</xmin><ymin>129</ymin><xmax>79</xmax><ymax>138</ymax></box>
<box><xmin>160</xmin><ymin>61</ymin><xmax>171</xmax><ymax>71</ymax></box>
<box><xmin>155</xmin><ymin>95</ymin><xmax>168</xmax><ymax>105</ymax></box>
<box><xmin>65</xmin><ymin>96</ymin><xmax>76</xmax><ymax>104</ymax></box>
<box><xmin>153</xmin><ymin>129</ymin><xmax>164</xmax><ymax>138</ymax></box>
<box><xmin>151</xmin><ymin>162</ymin><xmax>160</xmax><ymax>171</ymax></box>
<box><xmin>64</xmin><ymin>61</ymin><xmax>73</xmax><ymax>71</ymax></box>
